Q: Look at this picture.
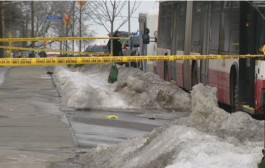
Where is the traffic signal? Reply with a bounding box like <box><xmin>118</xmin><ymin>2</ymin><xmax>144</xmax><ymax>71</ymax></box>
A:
<box><xmin>142</xmin><ymin>28</ymin><xmax>150</xmax><ymax>44</ymax></box>
<box><xmin>64</xmin><ymin>14</ymin><xmax>70</xmax><ymax>27</ymax></box>
<box><xmin>78</xmin><ymin>1</ymin><xmax>86</xmax><ymax>6</ymax></box>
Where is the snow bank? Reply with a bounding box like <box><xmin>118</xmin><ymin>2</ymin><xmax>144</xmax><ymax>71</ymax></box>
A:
<box><xmin>75</xmin><ymin>83</ymin><xmax>263</xmax><ymax>168</ymax></box>
<box><xmin>79</xmin><ymin>125</ymin><xmax>261</xmax><ymax>168</ymax></box>
<box><xmin>53</xmin><ymin>64</ymin><xmax>191</xmax><ymax>111</ymax></box>
<box><xmin>53</xmin><ymin>65</ymin><xmax>132</xmax><ymax>110</ymax></box>
<box><xmin>0</xmin><ymin>66</ymin><xmax>10</xmax><ymax>85</ymax></box>
<box><xmin>177</xmin><ymin>83</ymin><xmax>264</xmax><ymax>143</ymax></box>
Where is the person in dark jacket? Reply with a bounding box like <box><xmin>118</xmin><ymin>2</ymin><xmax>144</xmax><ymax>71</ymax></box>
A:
<box><xmin>107</xmin><ymin>30</ymin><xmax>122</xmax><ymax>56</ymax></box>
<box><xmin>39</xmin><ymin>51</ymin><xmax>47</xmax><ymax>57</ymax></box>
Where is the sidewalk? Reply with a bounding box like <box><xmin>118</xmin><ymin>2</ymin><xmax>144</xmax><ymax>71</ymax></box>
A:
<box><xmin>0</xmin><ymin>66</ymin><xmax>75</xmax><ymax>167</ymax></box>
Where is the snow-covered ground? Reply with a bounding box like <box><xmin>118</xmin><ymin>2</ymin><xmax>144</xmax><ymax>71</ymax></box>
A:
<box><xmin>0</xmin><ymin>66</ymin><xmax>10</xmax><ymax>85</ymax></box>
<box><xmin>52</xmin><ymin>64</ymin><xmax>264</xmax><ymax>168</ymax></box>
<box><xmin>53</xmin><ymin>64</ymin><xmax>191</xmax><ymax>112</ymax></box>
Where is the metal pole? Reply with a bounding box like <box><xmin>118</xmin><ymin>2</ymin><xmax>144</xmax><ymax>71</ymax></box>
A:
<box><xmin>183</xmin><ymin>1</ymin><xmax>193</xmax><ymax>91</ymax></box>
<box><xmin>128</xmin><ymin>0</ymin><xmax>131</xmax><ymax>67</ymax></box>
<box><xmin>31</xmin><ymin>1</ymin><xmax>35</xmax><ymax>57</ymax></box>
<box><xmin>79</xmin><ymin>5</ymin><xmax>82</xmax><ymax>52</ymax></box>
<box><xmin>43</xmin><ymin>12</ymin><xmax>46</xmax><ymax>49</ymax></box>
<box><xmin>72</xmin><ymin>2</ymin><xmax>75</xmax><ymax>52</ymax></box>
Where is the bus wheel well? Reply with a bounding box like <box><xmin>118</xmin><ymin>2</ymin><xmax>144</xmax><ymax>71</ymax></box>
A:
<box><xmin>230</xmin><ymin>63</ymin><xmax>239</xmax><ymax>112</ymax></box>
<box><xmin>191</xmin><ymin>60</ymin><xmax>198</xmax><ymax>87</ymax></box>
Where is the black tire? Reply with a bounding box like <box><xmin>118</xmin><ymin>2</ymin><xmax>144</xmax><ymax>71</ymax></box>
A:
<box><xmin>191</xmin><ymin>64</ymin><xmax>198</xmax><ymax>87</ymax></box>
<box><xmin>230</xmin><ymin>65</ymin><xmax>239</xmax><ymax>112</ymax></box>
<box><xmin>233</xmin><ymin>84</ymin><xmax>239</xmax><ymax>112</ymax></box>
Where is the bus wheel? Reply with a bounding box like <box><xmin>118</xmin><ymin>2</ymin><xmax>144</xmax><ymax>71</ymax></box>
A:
<box><xmin>191</xmin><ymin>63</ymin><xmax>198</xmax><ymax>86</ymax></box>
<box><xmin>233</xmin><ymin>84</ymin><xmax>239</xmax><ymax>112</ymax></box>
<box><xmin>230</xmin><ymin>64</ymin><xmax>239</xmax><ymax>112</ymax></box>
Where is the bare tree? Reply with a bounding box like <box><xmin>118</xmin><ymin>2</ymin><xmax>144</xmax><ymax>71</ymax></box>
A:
<box><xmin>47</xmin><ymin>1</ymin><xmax>95</xmax><ymax>52</ymax></box>
<box><xmin>85</xmin><ymin>0</ymin><xmax>141</xmax><ymax>54</ymax></box>
<box><xmin>1</xmin><ymin>1</ymin><xmax>95</xmax><ymax>54</ymax></box>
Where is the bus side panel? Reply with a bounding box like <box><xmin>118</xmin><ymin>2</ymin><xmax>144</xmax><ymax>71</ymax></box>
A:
<box><xmin>156</xmin><ymin>61</ymin><xmax>164</xmax><ymax>80</ymax></box>
<box><xmin>156</xmin><ymin>48</ymin><xmax>166</xmax><ymax>80</ymax></box>
<box><xmin>208</xmin><ymin>59</ymin><xmax>238</xmax><ymax>105</ymax></box>
<box><xmin>176</xmin><ymin>61</ymin><xmax>184</xmax><ymax>88</ymax></box>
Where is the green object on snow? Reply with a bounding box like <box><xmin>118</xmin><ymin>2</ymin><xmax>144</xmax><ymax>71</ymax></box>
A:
<box><xmin>108</xmin><ymin>64</ymin><xmax>118</xmax><ymax>83</ymax></box>
<box><xmin>258</xmin><ymin>157</ymin><xmax>265</xmax><ymax>168</ymax></box>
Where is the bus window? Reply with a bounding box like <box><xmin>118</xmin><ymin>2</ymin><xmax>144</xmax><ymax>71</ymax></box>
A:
<box><xmin>223</xmin><ymin>1</ymin><xmax>231</xmax><ymax>9</ymax></box>
<box><xmin>256</xmin><ymin>13</ymin><xmax>265</xmax><ymax>54</ymax></box>
<box><xmin>229</xmin><ymin>3</ymin><xmax>239</xmax><ymax>54</ymax></box>
<box><xmin>210</xmin><ymin>2</ymin><xmax>221</xmax><ymax>54</ymax></box>
<box><xmin>165</xmin><ymin>4</ymin><xmax>173</xmax><ymax>48</ymax></box>
<box><xmin>176</xmin><ymin>2</ymin><xmax>186</xmax><ymax>51</ymax></box>
<box><xmin>232</xmin><ymin>1</ymin><xmax>239</xmax><ymax>8</ymax></box>
<box><xmin>157</xmin><ymin>3</ymin><xmax>167</xmax><ymax>48</ymax></box>
<box><xmin>212</xmin><ymin>1</ymin><xmax>221</xmax><ymax>10</ymax></box>
<box><xmin>219</xmin><ymin>2</ymin><xmax>231</xmax><ymax>54</ymax></box>
<box><xmin>191</xmin><ymin>1</ymin><xmax>202</xmax><ymax>53</ymax></box>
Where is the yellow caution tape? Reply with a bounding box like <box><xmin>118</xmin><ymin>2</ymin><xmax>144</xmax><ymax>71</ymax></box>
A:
<box><xmin>0</xmin><ymin>45</ymin><xmax>110</xmax><ymax>56</ymax></box>
<box><xmin>0</xmin><ymin>55</ymin><xmax>263</xmax><ymax>66</ymax></box>
<box><xmin>0</xmin><ymin>36</ymin><xmax>129</xmax><ymax>42</ymax></box>
<box><xmin>105</xmin><ymin>115</ymin><xmax>118</xmax><ymax>119</ymax></box>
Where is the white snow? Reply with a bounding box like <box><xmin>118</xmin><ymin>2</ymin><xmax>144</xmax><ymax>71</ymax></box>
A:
<box><xmin>53</xmin><ymin>64</ymin><xmax>264</xmax><ymax>168</ymax></box>
<box><xmin>0</xmin><ymin>66</ymin><xmax>10</xmax><ymax>85</ymax></box>
<box><xmin>53</xmin><ymin>64</ymin><xmax>191</xmax><ymax>112</ymax></box>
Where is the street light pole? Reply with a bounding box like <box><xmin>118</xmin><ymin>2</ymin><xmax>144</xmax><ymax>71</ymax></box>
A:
<box><xmin>31</xmin><ymin>1</ymin><xmax>35</xmax><ymax>57</ymax></box>
<box><xmin>128</xmin><ymin>0</ymin><xmax>131</xmax><ymax>68</ymax></box>
<box><xmin>79</xmin><ymin>4</ymin><xmax>82</xmax><ymax>52</ymax></box>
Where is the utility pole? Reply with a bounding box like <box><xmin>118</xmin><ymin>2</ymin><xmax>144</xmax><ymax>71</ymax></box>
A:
<box><xmin>0</xmin><ymin>2</ymin><xmax>4</xmax><ymax>57</ymax></box>
<box><xmin>79</xmin><ymin>2</ymin><xmax>82</xmax><ymax>52</ymax></box>
<box><xmin>25</xmin><ymin>14</ymin><xmax>28</xmax><ymax>48</ymax></box>
<box><xmin>72</xmin><ymin>2</ymin><xmax>75</xmax><ymax>52</ymax></box>
<box><xmin>128</xmin><ymin>0</ymin><xmax>131</xmax><ymax>67</ymax></box>
<box><xmin>31</xmin><ymin>1</ymin><xmax>35</xmax><ymax>57</ymax></box>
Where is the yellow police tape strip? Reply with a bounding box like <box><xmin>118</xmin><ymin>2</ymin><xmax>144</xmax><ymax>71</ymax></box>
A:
<box><xmin>0</xmin><ymin>46</ymin><xmax>111</xmax><ymax>56</ymax></box>
<box><xmin>0</xmin><ymin>36</ymin><xmax>129</xmax><ymax>42</ymax></box>
<box><xmin>0</xmin><ymin>55</ymin><xmax>263</xmax><ymax>66</ymax></box>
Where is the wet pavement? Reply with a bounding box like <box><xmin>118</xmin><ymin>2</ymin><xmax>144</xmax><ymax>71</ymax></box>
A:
<box><xmin>64</xmin><ymin>110</ymin><xmax>171</xmax><ymax>150</ymax></box>
<box><xmin>0</xmin><ymin>66</ymin><xmax>175</xmax><ymax>167</ymax></box>
<box><xmin>0</xmin><ymin>66</ymin><xmax>76</xmax><ymax>168</ymax></box>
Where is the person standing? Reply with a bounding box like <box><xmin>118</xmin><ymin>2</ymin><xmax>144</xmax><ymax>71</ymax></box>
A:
<box><xmin>107</xmin><ymin>30</ymin><xmax>122</xmax><ymax>56</ymax></box>
<box><xmin>17</xmin><ymin>50</ymin><xmax>22</xmax><ymax>58</ymax></box>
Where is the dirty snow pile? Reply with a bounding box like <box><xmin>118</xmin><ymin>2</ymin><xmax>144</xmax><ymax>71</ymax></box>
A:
<box><xmin>177</xmin><ymin>84</ymin><xmax>264</xmax><ymax>143</ymax></box>
<box><xmin>53</xmin><ymin>64</ymin><xmax>191</xmax><ymax>111</ymax></box>
<box><xmin>0</xmin><ymin>66</ymin><xmax>11</xmax><ymax>85</ymax></box>
<box><xmin>75</xmin><ymin>83</ymin><xmax>263</xmax><ymax>168</ymax></box>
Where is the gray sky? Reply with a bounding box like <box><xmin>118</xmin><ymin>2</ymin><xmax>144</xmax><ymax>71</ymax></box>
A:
<box><xmin>92</xmin><ymin>1</ymin><xmax>159</xmax><ymax>44</ymax></box>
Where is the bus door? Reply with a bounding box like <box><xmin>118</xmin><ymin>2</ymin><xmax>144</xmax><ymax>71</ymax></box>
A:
<box><xmin>170</xmin><ymin>3</ymin><xmax>178</xmax><ymax>83</ymax></box>
<box><xmin>239</xmin><ymin>1</ymin><xmax>257</xmax><ymax>113</ymax></box>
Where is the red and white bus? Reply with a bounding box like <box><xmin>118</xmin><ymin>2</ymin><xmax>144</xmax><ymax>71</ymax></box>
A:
<box><xmin>46</xmin><ymin>52</ymin><xmax>60</xmax><ymax>57</ymax></box>
<box><xmin>156</xmin><ymin>1</ymin><xmax>265</xmax><ymax>117</ymax></box>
